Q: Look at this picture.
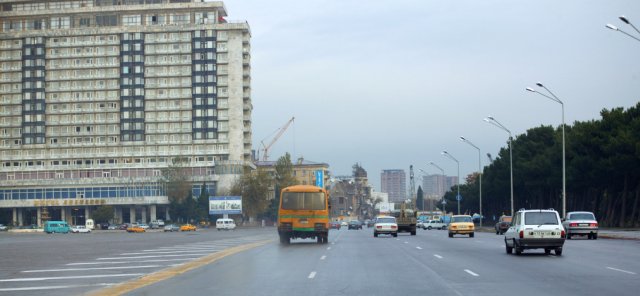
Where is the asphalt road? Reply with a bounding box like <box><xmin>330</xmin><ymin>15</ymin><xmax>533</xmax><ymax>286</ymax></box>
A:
<box><xmin>1</xmin><ymin>228</ymin><xmax>638</xmax><ymax>296</ymax></box>
<box><xmin>128</xmin><ymin>227</ymin><xmax>639</xmax><ymax>296</ymax></box>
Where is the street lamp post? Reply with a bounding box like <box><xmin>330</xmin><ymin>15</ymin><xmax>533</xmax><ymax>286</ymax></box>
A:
<box><xmin>484</xmin><ymin>116</ymin><xmax>514</xmax><ymax>216</ymax></box>
<box><xmin>606</xmin><ymin>16</ymin><xmax>640</xmax><ymax>43</ymax></box>
<box><xmin>429</xmin><ymin>162</ymin><xmax>446</xmax><ymax>214</ymax></box>
<box><xmin>526</xmin><ymin>82</ymin><xmax>567</xmax><ymax>218</ymax></box>
<box><xmin>460</xmin><ymin>136</ymin><xmax>483</xmax><ymax>227</ymax></box>
<box><xmin>441</xmin><ymin>151</ymin><xmax>460</xmax><ymax>215</ymax></box>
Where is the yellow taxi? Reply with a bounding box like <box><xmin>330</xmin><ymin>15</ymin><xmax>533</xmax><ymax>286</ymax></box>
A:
<box><xmin>180</xmin><ymin>224</ymin><xmax>197</xmax><ymax>232</ymax></box>
<box><xmin>448</xmin><ymin>215</ymin><xmax>475</xmax><ymax>238</ymax></box>
<box><xmin>126</xmin><ymin>225</ymin><xmax>146</xmax><ymax>233</ymax></box>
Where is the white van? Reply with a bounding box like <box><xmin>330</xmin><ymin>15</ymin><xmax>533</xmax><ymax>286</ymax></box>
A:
<box><xmin>85</xmin><ymin>219</ymin><xmax>94</xmax><ymax>230</ymax></box>
<box><xmin>216</xmin><ymin>218</ymin><xmax>236</xmax><ymax>230</ymax></box>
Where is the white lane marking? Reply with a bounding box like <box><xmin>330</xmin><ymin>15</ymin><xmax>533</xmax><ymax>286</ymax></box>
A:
<box><xmin>404</xmin><ymin>241</ymin><xmax>409</xmax><ymax>244</ymax></box>
<box><xmin>416</xmin><ymin>247</ymin><xmax>423</xmax><ymax>250</ymax></box>
<box><xmin>96</xmin><ymin>253</ymin><xmax>210</xmax><ymax>260</ymax></box>
<box><xmin>464</xmin><ymin>269</ymin><xmax>479</xmax><ymax>277</ymax></box>
<box><xmin>0</xmin><ymin>283</ymin><xmax>115</xmax><ymax>292</ymax></box>
<box><xmin>607</xmin><ymin>267</ymin><xmax>637</xmax><ymax>275</ymax></box>
<box><xmin>331</xmin><ymin>242</ymin><xmax>335</xmax><ymax>245</ymax></box>
<box><xmin>320</xmin><ymin>255</ymin><xmax>326</xmax><ymax>260</ymax></box>
<box><xmin>122</xmin><ymin>249</ymin><xmax>220</xmax><ymax>255</ymax></box>
<box><xmin>67</xmin><ymin>258</ymin><xmax>196</xmax><ymax>266</ymax></box>
<box><xmin>308</xmin><ymin>271</ymin><xmax>317</xmax><ymax>279</ymax></box>
<box><xmin>327</xmin><ymin>247</ymin><xmax>331</xmax><ymax>250</ymax></box>
<box><xmin>396</xmin><ymin>239</ymin><xmax>400</xmax><ymax>241</ymax></box>
<box><xmin>434</xmin><ymin>254</ymin><xmax>443</xmax><ymax>259</ymax></box>
<box><xmin>22</xmin><ymin>265</ymin><xmax>160</xmax><ymax>273</ymax></box>
<box><xmin>0</xmin><ymin>273</ymin><xmax>144</xmax><ymax>282</ymax></box>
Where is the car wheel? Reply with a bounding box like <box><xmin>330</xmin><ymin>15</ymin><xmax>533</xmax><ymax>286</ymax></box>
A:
<box><xmin>555</xmin><ymin>248</ymin><xmax>563</xmax><ymax>256</ymax></box>
<box><xmin>374</xmin><ymin>232</ymin><xmax>378</xmax><ymax>237</ymax></box>
<box><xmin>593</xmin><ymin>233</ymin><xmax>598</xmax><ymax>240</ymax></box>
<box><xmin>545</xmin><ymin>249</ymin><xmax>551</xmax><ymax>255</ymax></box>
<box><xmin>566</xmin><ymin>233</ymin><xmax>571</xmax><ymax>239</ymax></box>
<box><xmin>442</xmin><ymin>226</ymin><xmax>447</xmax><ymax>230</ymax></box>
<box><xmin>496</xmin><ymin>230</ymin><xmax>499</xmax><ymax>235</ymax></box>
<box><xmin>505</xmin><ymin>240</ymin><xmax>513</xmax><ymax>254</ymax></box>
<box><xmin>427</xmin><ymin>226</ymin><xmax>432</xmax><ymax>230</ymax></box>
<box><xmin>392</xmin><ymin>233</ymin><xmax>398</xmax><ymax>237</ymax></box>
<box><xmin>448</xmin><ymin>233</ymin><xmax>453</xmax><ymax>238</ymax></box>
<box><xmin>469</xmin><ymin>233</ymin><xmax>474</xmax><ymax>238</ymax></box>
<box><xmin>514</xmin><ymin>240</ymin><xmax>522</xmax><ymax>255</ymax></box>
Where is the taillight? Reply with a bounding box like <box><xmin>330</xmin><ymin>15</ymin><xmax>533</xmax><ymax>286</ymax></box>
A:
<box><xmin>561</xmin><ymin>230</ymin><xmax>565</xmax><ymax>238</ymax></box>
<box><xmin>376</xmin><ymin>226</ymin><xmax>382</xmax><ymax>229</ymax></box>
<box><xmin>570</xmin><ymin>223</ymin><xmax>578</xmax><ymax>227</ymax></box>
<box><xmin>519</xmin><ymin>230</ymin><xmax>524</xmax><ymax>238</ymax></box>
<box><xmin>391</xmin><ymin>225</ymin><xmax>397</xmax><ymax>229</ymax></box>
<box><xmin>590</xmin><ymin>223</ymin><xmax>598</xmax><ymax>227</ymax></box>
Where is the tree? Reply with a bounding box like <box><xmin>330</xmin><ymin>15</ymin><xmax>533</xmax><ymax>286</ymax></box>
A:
<box><xmin>416</xmin><ymin>186</ymin><xmax>424</xmax><ymax>211</ymax></box>
<box><xmin>266</xmin><ymin>153</ymin><xmax>297</xmax><ymax>221</ymax></box>
<box><xmin>160</xmin><ymin>157</ymin><xmax>192</xmax><ymax>216</ymax></box>
<box><xmin>92</xmin><ymin>206</ymin><xmax>114</xmax><ymax>224</ymax></box>
<box><xmin>231</xmin><ymin>167</ymin><xmax>272</xmax><ymax>222</ymax></box>
<box><xmin>197</xmin><ymin>183</ymin><xmax>210</xmax><ymax>221</ymax></box>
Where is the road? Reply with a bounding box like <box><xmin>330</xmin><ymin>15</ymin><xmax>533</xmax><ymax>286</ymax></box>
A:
<box><xmin>1</xmin><ymin>228</ymin><xmax>638</xmax><ymax>296</ymax></box>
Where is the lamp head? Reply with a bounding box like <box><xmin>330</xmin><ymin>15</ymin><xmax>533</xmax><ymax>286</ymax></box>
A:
<box><xmin>441</xmin><ymin>151</ymin><xmax>448</xmax><ymax>155</ymax></box>
<box><xmin>536</xmin><ymin>82</ymin><xmax>544</xmax><ymax>87</ymax></box>
<box><xmin>619</xmin><ymin>16</ymin><xmax>630</xmax><ymax>24</ymax></box>
<box><xmin>526</xmin><ymin>87</ymin><xmax>535</xmax><ymax>92</ymax></box>
<box><xmin>606</xmin><ymin>24</ymin><xmax>618</xmax><ymax>31</ymax></box>
<box><xmin>460</xmin><ymin>136</ymin><xmax>466</xmax><ymax>141</ymax></box>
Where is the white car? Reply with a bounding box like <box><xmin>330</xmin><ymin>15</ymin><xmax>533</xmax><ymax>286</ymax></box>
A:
<box><xmin>0</xmin><ymin>224</ymin><xmax>8</xmax><ymax>231</ymax></box>
<box><xmin>216</xmin><ymin>218</ymin><xmax>236</xmax><ymax>230</ymax></box>
<box><xmin>151</xmin><ymin>220</ymin><xmax>165</xmax><ymax>227</ymax></box>
<box><xmin>423</xmin><ymin>219</ymin><xmax>447</xmax><ymax>230</ymax></box>
<box><xmin>504</xmin><ymin>209</ymin><xmax>565</xmax><ymax>256</ymax></box>
<box><xmin>562</xmin><ymin>211</ymin><xmax>598</xmax><ymax>240</ymax></box>
<box><xmin>71</xmin><ymin>225</ymin><xmax>91</xmax><ymax>233</ymax></box>
<box><xmin>373</xmin><ymin>216</ymin><xmax>398</xmax><ymax>237</ymax></box>
<box><xmin>138</xmin><ymin>223</ymin><xmax>150</xmax><ymax>230</ymax></box>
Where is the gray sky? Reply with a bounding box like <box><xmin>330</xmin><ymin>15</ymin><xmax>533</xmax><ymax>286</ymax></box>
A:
<box><xmin>223</xmin><ymin>0</ymin><xmax>640</xmax><ymax>190</ymax></box>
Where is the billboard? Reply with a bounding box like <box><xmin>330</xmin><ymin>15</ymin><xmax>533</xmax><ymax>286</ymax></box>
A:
<box><xmin>209</xmin><ymin>196</ymin><xmax>242</xmax><ymax>215</ymax></box>
<box><xmin>315</xmin><ymin>170</ymin><xmax>324</xmax><ymax>188</ymax></box>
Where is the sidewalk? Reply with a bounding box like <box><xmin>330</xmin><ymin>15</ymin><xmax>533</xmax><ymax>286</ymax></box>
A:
<box><xmin>597</xmin><ymin>229</ymin><xmax>640</xmax><ymax>240</ymax></box>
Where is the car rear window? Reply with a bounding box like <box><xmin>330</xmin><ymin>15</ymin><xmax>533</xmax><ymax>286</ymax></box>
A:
<box><xmin>376</xmin><ymin>218</ymin><xmax>396</xmax><ymax>224</ymax></box>
<box><xmin>570</xmin><ymin>213</ymin><xmax>595</xmax><ymax>220</ymax></box>
<box><xmin>452</xmin><ymin>216</ymin><xmax>472</xmax><ymax>223</ymax></box>
<box><xmin>525</xmin><ymin>212</ymin><xmax>558</xmax><ymax>225</ymax></box>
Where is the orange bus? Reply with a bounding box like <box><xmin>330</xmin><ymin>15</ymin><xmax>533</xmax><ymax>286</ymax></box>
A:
<box><xmin>278</xmin><ymin>185</ymin><xmax>329</xmax><ymax>244</ymax></box>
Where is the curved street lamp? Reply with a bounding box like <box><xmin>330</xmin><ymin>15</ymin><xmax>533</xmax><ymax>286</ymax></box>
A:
<box><xmin>460</xmin><ymin>136</ymin><xmax>483</xmax><ymax>227</ymax></box>
<box><xmin>484</xmin><ymin>116</ymin><xmax>514</xmax><ymax>216</ymax></box>
<box><xmin>429</xmin><ymin>162</ymin><xmax>446</xmax><ymax>214</ymax></box>
<box><xmin>606</xmin><ymin>15</ymin><xmax>640</xmax><ymax>43</ymax></box>
<box><xmin>526</xmin><ymin>82</ymin><xmax>567</xmax><ymax>218</ymax></box>
<box><xmin>441</xmin><ymin>151</ymin><xmax>461</xmax><ymax>215</ymax></box>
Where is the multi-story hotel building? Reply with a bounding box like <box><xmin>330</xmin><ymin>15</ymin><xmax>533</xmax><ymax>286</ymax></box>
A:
<box><xmin>380</xmin><ymin>169</ymin><xmax>406</xmax><ymax>203</ymax></box>
<box><xmin>0</xmin><ymin>0</ymin><xmax>252</xmax><ymax>226</ymax></box>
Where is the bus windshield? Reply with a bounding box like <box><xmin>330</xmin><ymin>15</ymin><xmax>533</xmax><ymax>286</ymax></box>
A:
<box><xmin>281</xmin><ymin>192</ymin><xmax>326</xmax><ymax>210</ymax></box>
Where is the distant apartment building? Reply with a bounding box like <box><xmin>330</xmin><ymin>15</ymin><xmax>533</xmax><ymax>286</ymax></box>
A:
<box><xmin>422</xmin><ymin>174</ymin><xmax>458</xmax><ymax>199</ymax></box>
<box><xmin>381</xmin><ymin>169</ymin><xmax>406</xmax><ymax>203</ymax></box>
<box><xmin>0</xmin><ymin>0</ymin><xmax>252</xmax><ymax>227</ymax></box>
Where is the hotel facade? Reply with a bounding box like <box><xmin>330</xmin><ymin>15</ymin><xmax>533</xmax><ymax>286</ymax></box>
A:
<box><xmin>0</xmin><ymin>0</ymin><xmax>252</xmax><ymax>226</ymax></box>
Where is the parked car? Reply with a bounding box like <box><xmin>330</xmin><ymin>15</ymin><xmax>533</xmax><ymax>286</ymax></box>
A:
<box><xmin>341</xmin><ymin>221</ymin><xmax>348</xmax><ymax>227</ymax></box>
<box><xmin>329</xmin><ymin>221</ymin><xmax>341</xmax><ymax>230</ymax></box>
<box><xmin>423</xmin><ymin>219</ymin><xmax>447</xmax><ymax>230</ymax></box>
<box><xmin>348</xmin><ymin>220</ymin><xmax>363</xmax><ymax>230</ymax></box>
<box><xmin>164</xmin><ymin>224</ymin><xmax>180</xmax><ymax>232</ymax></box>
<box><xmin>563</xmin><ymin>211</ymin><xmax>598</xmax><ymax>240</ymax></box>
<box><xmin>416</xmin><ymin>220</ymin><xmax>424</xmax><ymax>228</ymax></box>
<box><xmin>373</xmin><ymin>216</ymin><xmax>398</xmax><ymax>237</ymax></box>
<box><xmin>215</xmin><ymin>219</ymin><xmax>236</xmax><ymax>230</ymax></box>
<box><xmin>71</xmin><ymin>225</ymin><xmax>91</xmax><ymax>233</ymax></box>
<box><xmin>149</xmin><ymin>223</ymin><xmax>160</xmax><ymax>229</ymax></box>
<box><xmin>180</xmin><ymin>224</ymin><xmax>197</xmax><ymax>232</ymax></box>
<box><xmin>118</xmin><ymin>224</ymin><xmax>129</xmax><ymax>230</ymax></box>
<box><xmin>138</xmin><ymin>223</ymin><xmax>150</xmax><ymax>230</ymax></box>
<box><xmin>127</xmin><ymin>225</ymin><xmax>146</xmax><ymax>233</ymax></box>
<box><xmin>107</xmin><ymin>224</ymin><xmax>118</xmax><ymax>230</ymax></box>
<box><xmin>495</xmin><ymin>215</ymin><xmax>512</xmax><ymax>235</ymax></box>
<box><xmin>448</xmin><ymin>215</ymin><xmax>475</xmax><ymax>238</ymax></box>
<box><xmin>367</xmin><ymin>220</ymin><xmax>375</xmax><ymax>228</ymax></box>
<box><xmin>505</xmin><ymin>209</ymin><xmax>565</xmax><ymax>256</ymax></box>
<box><xmin>0</xmin><ymin>224</ymin><xmax>8</xmax><ymax>231</ymax></box>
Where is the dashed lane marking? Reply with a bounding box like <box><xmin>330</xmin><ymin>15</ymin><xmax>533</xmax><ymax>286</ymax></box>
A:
<box><xmin>327</xmin><ymin>247</ymin><xmax>331</xmax><ymax>250</ymax></box>
<box><xmin>308</xmin><ymin>272</ymin><xmax>317</xmax><ymax>279</ymax></box>
<box><xmin>404</xmin><ymin>241</ymin><xmax>409</xmax><ymax>244</ymax></box>
<box><xmin>22</xmin><ymin>265</ymin><xmax>161</xmax><ymax>273</ymax></box>
<box><xmin>434</xmin><ymin>254</ymin><xmax>443</xmax><ymax>259</ymax></box>
<box><xmin>121</xmin><ymin>250</ymin><xmax>222</xmax><ymax>255</ymax></box>
<box><xmin>96</xmin><ymin>253</ymin><xmax>211</xmax><ymax>260</ymax></box>
<box><xmin>320</xmin><ymin>255</ymin><xmax>326</xmax><ymax>260</ymax></box>
<box><xmin>416</xmin><ymin>247</ymin><xmax>422</xmax><ymax>250</ymax></box>
<box><xmin>0</xmin><ymin>273</ymin><xmax>144</xmax><ymax>282</ymax></box>
<box><xmin>464</xmin><ymin>269</ymin><xmax>479</xmax><ymax>277</ymax></box>
<box><xmin>606</xmin><ymin>267</ymin><xmax>636</xmax><ymax>275</ymax></box>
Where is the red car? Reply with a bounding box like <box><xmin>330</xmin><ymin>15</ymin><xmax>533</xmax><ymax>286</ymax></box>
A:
<box><xmin>329</xmin><ymin>221</ymin><xmax>341</xmax><ymax>230</ymax></box>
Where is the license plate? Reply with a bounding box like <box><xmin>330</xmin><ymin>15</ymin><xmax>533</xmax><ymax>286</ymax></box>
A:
<box><xmin>579</xmin><ymin>223</ymin><xmax>589</xmax><ymax>227</ymax></box>
<box><xmin>459</xmin><ymin>226</ymin><xmax>467</xmax><ymax>229</ymax></box>
<box><xmin>299</xmin><ymin>219</ymin><xmax>308</xmax><ymax>224</ymax></box>
<box><xmin>534</xmin><ymin>231</ymin><xmax>550</xmax><ymax>238</ymax></box>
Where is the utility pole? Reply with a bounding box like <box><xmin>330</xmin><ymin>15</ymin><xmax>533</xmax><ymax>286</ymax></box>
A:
<box><xmin>409</xmin><ymin>165</ymin><xmax>415</xmax><ymax>209</ymax></box>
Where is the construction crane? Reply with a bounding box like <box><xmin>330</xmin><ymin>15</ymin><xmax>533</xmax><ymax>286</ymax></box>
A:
<box><xmin>260</xmin><ymin>117</ymin><xmax>295</xmax><ymax>161</ymax></box>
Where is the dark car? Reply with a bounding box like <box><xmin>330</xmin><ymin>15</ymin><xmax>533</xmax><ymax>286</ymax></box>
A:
<box><xmin>329</xmin><ymin>221</ymin><xmax>341</xmax><ymax>230</ymax></box>
<box><xmin>495</xmin><ymin>215</ymin><xmax>512</xmax><ymax>234</ymax></box>
<box><xmin>348</xmin><ymin>220</ymin><xmax>362</xmax><ymax>230</ymax></box>
<box><xmin>367</xmin><ymin>220</ymin><xmax>375</xmax><ymax>228</ymax></box>
<box><xmin>118</xmin><ymin>224</ymin><xmax>129</xmax><ymax>230</ymax></box>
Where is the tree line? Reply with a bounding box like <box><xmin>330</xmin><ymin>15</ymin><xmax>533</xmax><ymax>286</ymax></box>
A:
<box><xmin>444</xmin><ymin>102</ymin><xmax>640</xmax><ymax>227</ymax></box>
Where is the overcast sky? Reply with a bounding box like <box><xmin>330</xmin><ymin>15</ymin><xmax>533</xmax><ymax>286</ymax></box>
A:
<box><xmin>222</xmin><ymin>0</ymin><xmax>640</xmax><ymax>191</ymax></box>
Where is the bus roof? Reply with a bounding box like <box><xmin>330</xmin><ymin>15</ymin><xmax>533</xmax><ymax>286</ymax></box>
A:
<box><xmin>282</xmin><ymin>185</ymin><xmax>326</xmax><ymax>193</ymax></box>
